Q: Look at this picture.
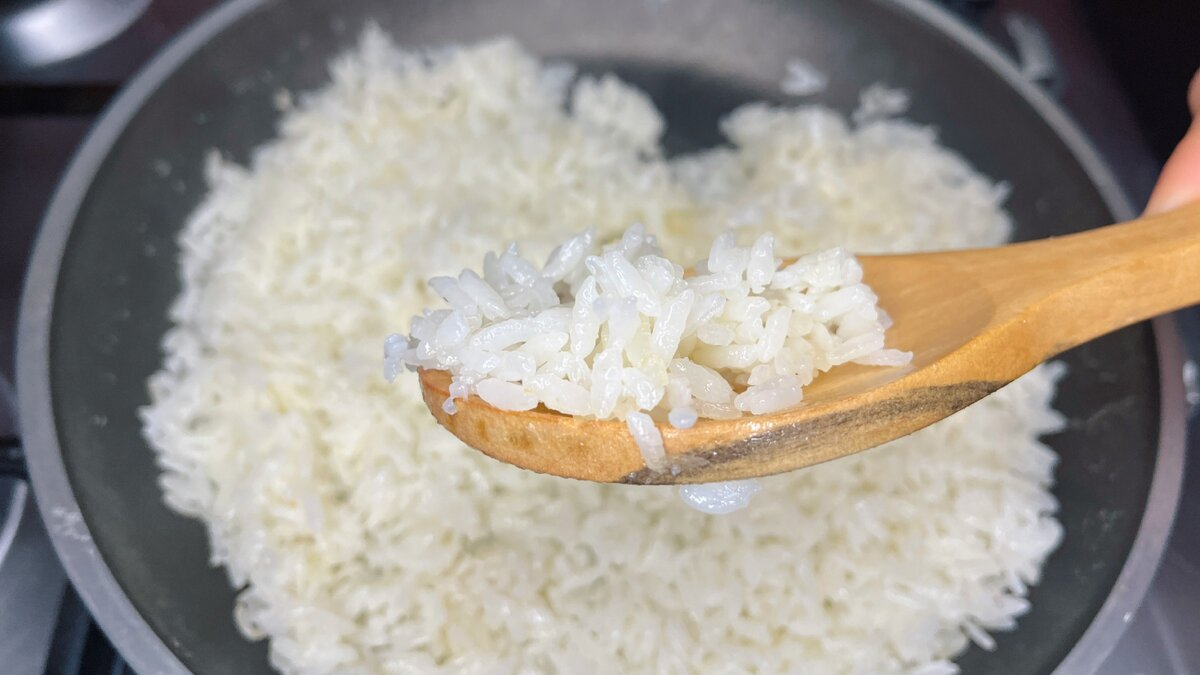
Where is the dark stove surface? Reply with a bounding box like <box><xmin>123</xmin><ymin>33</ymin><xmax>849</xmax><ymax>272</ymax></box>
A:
<box><xmin>46</xmin><ymin>587</ymin><xmax>134</xmax><ymax>675</ymax></box>
<box><xmin>1</xmin><ymin>1</ymin><xmax>1195</xmax><ymax>674</ymax></box>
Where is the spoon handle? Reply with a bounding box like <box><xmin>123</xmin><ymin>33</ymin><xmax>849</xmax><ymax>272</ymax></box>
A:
<box><xmin>945</xmin><ymin>201</ymin><xmax>1200</xmax><ymax>364</ymax></box>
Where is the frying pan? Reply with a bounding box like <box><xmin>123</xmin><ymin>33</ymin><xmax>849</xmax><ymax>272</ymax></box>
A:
<box><xmin>13</xmin><ymin>0</ymin><xmax>1188</xmax><ymax>673</ymax></box>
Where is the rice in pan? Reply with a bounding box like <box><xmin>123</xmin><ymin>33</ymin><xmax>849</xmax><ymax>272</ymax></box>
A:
<box><xmin>142</xmin><ymin>30</ymin><xmax>1064</xmax><ymax>674</ymax></box>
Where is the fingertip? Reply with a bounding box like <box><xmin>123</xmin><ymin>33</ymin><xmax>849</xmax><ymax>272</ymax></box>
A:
<box><xmin>1189</xmin><ymin>67</ymin><xmax>1200</xmax><ymax>116</ymax></box>
<box><xmin>1145</xmin><ymin>119</ymin><xmax>1200</xmax><ymax>214</ymax></box>
<box><xmin>1145</xmin><ymin>67</ymin><xmax>1200</xmax><ymax>214</ymax></box>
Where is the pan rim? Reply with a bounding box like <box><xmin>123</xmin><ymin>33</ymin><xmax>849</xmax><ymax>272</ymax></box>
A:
<box><xmin>15</xmin><ymin>0</ymin><xmax>1186</xmax><ymax>673</ymax></box>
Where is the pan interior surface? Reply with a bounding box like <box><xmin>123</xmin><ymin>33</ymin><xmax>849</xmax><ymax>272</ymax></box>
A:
<box><xmin>39</xmin><ymin>1</ymin><xmax>1161</xmax><ymax>673</ymax></box>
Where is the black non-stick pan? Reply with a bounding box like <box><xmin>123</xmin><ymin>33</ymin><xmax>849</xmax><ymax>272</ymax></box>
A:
<box><xmin>14</xmin><ymin>0</ymin><xmax>1187</xmax><ymax>673</ymax></box>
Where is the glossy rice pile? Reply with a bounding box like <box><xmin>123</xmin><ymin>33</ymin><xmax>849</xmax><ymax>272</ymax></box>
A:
<box><xmin>142</xmin><ymin>30</ymin><xmax>1066</xmax><ymax>675</ymax></box>
<box><xmin>388</xmin><ymin>224</ymin><xmax>911</xmax><ymax>478</ymax></box>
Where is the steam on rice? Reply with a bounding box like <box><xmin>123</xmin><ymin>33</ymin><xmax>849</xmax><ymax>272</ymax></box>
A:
<box><xmin>141</xmin><ymin>29</ymin><xmax>1065</xmax><ymax>675</ymax></box>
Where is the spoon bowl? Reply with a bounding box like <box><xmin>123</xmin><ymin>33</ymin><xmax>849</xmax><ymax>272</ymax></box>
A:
<box><xmin>419</xmin><ymin>202</ymin><xmax>1200</xmax><ymax>484</ymax></box>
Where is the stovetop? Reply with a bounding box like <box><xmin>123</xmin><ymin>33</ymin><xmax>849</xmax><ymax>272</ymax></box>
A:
<box><xmin>0</xmin><ymin>1</ymin><xmax>1196</xmax><ymax>674</ymax></box>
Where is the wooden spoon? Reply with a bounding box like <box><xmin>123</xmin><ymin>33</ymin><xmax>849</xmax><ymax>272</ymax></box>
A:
<box><xmin>418</xmin><ymin>202</ymin><xmax>1200</xmax><ymax>485</ymax></box>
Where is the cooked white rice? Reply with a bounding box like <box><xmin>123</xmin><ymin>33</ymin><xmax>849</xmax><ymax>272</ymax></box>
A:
<box><xmin>389</xmin><ymin>223</ymin><xmax>909</xmax><ymax>482</ymax></box>
<box><xmin>388</xmin><ymin>223</ymin><xmax>909</xmax><ymax>429</ymax></box>
<box><xmin>142</xmin><ymin>29</ymin><xmax>1065</xmax><ymax>675</ymax></box>
<box><xmin>781</xmin><ymin>59</ymin><xmax>828</xmax><ymax>97</ymax></box>
<box><xmin>678</xmin><ymin>478</ymin><xmax>764</xmax><ymax>515</ymax></box>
